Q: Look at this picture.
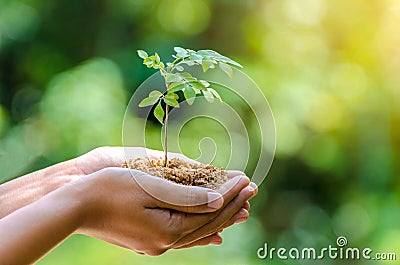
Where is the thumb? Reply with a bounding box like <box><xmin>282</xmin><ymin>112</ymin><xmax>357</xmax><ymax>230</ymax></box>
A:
<box><xmin>131</xmin><ymin>169</ymin><xmax>224</xmax><ymax>213</ymax></box>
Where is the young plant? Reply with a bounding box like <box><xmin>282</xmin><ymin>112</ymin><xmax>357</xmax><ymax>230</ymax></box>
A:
<box><xmin>137</xmin><ymin>47</ymin><xmax>242</xmax><ymax>166</ymax></box>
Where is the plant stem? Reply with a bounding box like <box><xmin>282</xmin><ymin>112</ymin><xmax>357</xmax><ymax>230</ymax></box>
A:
<box><xmin>163</xmin><ymin>104</ymin><xmax>169</xmax><ymax>167</ymax></box>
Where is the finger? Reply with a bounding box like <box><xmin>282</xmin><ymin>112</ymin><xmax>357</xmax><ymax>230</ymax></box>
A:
<box><xmin>170</xmin><ymin>174</ymin><xmax>250</xmax><ymax>232</ymax></box>
<box><xmin>215</xmin><ymin>175</ymin><xmax>250</xmax><ymax>205</ymax></box>
<box><xmin>244</xmin><ymin>201</ymin><xmax>250</xmax><ymax>211</ymax></box>
<box><xmin>174</xmin><ymin>233</ymin><xmax>222</xmax><ymax>249</ymax></box>
<box><xmin>131</xmin><ymin>169</ymin><xmax>224</xmax><ymax>213</ymax></box>
<box><xmin>147</xmin><ymin>172</ymin><xmax>249</xmax><ymax>214</ymax></box>
<box><xmin>173</xmin><ymin>185</ymin><xmax>256</xmax><ymax>248</ymax></box>
<box><xmin>226</xmin><ymin>170</ymin><xmax>246</xmax><ymax>179</ymax></box>
<box><xmin>249</xmin><ymin>182</ymin><xmax>258</xmax><ymax>196</ymax></box>
<box><xmin>221</xmin><ymin>208</ymin><xmax>249</xmax><ymax>229</ymax></box>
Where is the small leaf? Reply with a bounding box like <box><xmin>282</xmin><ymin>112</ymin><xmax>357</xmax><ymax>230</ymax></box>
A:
<box><xmin>202</xmin><ymin>90</ymin><xmax>214</xmax><ymax>103</ymax></box>
<box><xmin>143</xmin><ymin>57</ymin><xmax>153</xmax><ymax>67</ymax></box>
<box><xmin>168</xmin><ymin>81</ymin><xmax>184</xmax><ymax>92</ymax></box>
<box><xmin>139</xmin><ymin>96</ymin><xmax>160</xmax><ymax>107</ymax></box>
<box><xmin>219</xmin><ymin>62</ymin><xmax>233</xmax><ymax>78</ymax></box>
<box><xmin>201</xmin><ymin>59</ymin><xmax>213</xmax><ymax>72</ymax></box>
<box><xmin>165</xmin><ymin>73</ymin><xmax>182</xmax><ymax>83</ymax></box>
<box><xmin>208</xmin><ymin>88</ymin><xmax>222</xmax><ymax>101</ymax></box>
<box><xmin>166</xmin><ymin>62</ymin><xmax>174</xmax><ymax>72</ymax></box>
<box><xmin>163</xmin><ymin>93</ymin><xmax>179</xmax><ymax>107</ymax></box>
<box><xmin>199</xmin><ymin>80</ymin><xmax>210</xmax><ymax>87</ymax></box>
<box><xmin>149</xmin><ymin>90</ymin><xmax>163</xmax><ymax>98</ymax></box>
<box><xmin>155</xmin><ymin>53</ymin><xmax>161</xmax><ymax>63</ymax></box>
<box><xmin>174</xmin><ymin>47</ymin><xmax>189</xmax><ymax>58</ymax></box>
<box><xmin>175</xmin><ymin>65</ymin><xmax>184</xmax><ymax>71</ymax></box>
<box><xmin>183</xmin><ymin>84</ymin><xmax>196</xmax><ymax>105</ymax></box>
<box><xmin>189</xmin><ymin>53</ymin><xmax>203</xmax><ymax>62</ymax></box>
<box><xmin>193</xmin><ymin>87</ymin><xmax>201</xmax><ymax>94</ymax></box>
<box><xmin>180</xmin><ymin>72</ymin><xmax>196</xmax><ymax>81</ymax></box>
<box><xmin>182</xmin><ymin>60</ymin><xmax>195</xmax><ymax>66</ymax></box>
<box><xmin>190</xmin><ymin>81</ymin><xmax>207</xmax><ymax>90</ymax></box>
<box><xmin>165</xmin><ymin>92</ymin><xmax>179</xmax><ymax>100</ymax></box>
<box><xmin>154</xmin><ymin>101</ymin><xmax>165</xmax><ymax>124</ymax></box>
<box><xmin>219</xmin><ymin>56</ymin><xmax>243</xmax><ymax>68</ymax></box>
<box><xmin>137</xmin><ymin>50</ymin><xmax>148</xmax><ymax>59</ymax></box>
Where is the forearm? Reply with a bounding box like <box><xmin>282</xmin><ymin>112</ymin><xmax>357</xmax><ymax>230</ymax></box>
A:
<box><xmin>0</xmin><ymin>181</ymin><xmax>86</xmax><ymax>265</ymax></box>
<box><xmin>0</xmin><ymin>158</ymin><xmax>81</xmax><ymax>218</ymax></box>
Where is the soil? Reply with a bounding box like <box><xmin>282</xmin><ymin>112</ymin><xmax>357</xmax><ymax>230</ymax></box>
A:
<box><xmin>122</xmin><ymin>157</ymin><xmax>228</xmax><ymax>189</ymax></box>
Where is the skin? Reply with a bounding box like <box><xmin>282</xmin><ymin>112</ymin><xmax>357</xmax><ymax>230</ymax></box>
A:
<box><xmin>0</xmin><ymin>147</ymin><xmax>258</xmax><ymax>264</ymax></box>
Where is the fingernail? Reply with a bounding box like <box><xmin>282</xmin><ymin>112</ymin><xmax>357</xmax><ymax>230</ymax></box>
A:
<box><xmin>248</xmin><ymin>185</ymin><xmax>255</xmax><ymax>193</ymax></box>
<box><xmin>247</xmin><ymin>182</ymin><xmax>258</xmax><ymax>196</ymax></box>
<box><xmin>250</xmin><ymin>182</ymin><xmax>258</xmax><ymax>191</ymax></box>
<box><xmin>207</xmin><ymin>192</ymin><xmax>223</xmax><ymax>209</ymax></box>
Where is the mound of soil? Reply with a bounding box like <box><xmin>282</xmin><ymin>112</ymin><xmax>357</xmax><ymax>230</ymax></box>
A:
<box><xmin>122</xmin><ymin>157</ymin><xmax>228</xmax><ymax>189</ymax></box>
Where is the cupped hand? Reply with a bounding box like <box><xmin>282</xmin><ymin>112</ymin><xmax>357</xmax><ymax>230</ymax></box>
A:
<box><xmin>74</xmin><ymin>146</ymin><xmax>190</xmax><ymax>175</ymax></box>
<box><xmin>75</xmin><ymin>167</ymin><xmax>257</xmax><ymax>256</ymax></box>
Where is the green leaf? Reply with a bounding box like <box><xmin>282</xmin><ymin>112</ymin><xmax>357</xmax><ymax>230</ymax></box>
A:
<box><xmin>202</xmin><ymin>90</ymin><xmax>214</xmax><ymax>103</ymax></box>
<box><xmin>137</xmin><ymin>50</ymin><xmax>148</xmax><ymax>59</ymax></box>
<box><xmin>180</xmin><ymin>72</ymin><xmax>197</xmax><ymax>81</ymax></box>
<box><xmin>219</xmin><ymin>62</ymin><xmax>233</xmax><ymax>78</ymax></box>
<box><xmin>197</xmin><ymin>50</ymin><xmax>216</xmax><ymax>57</ymax></box>
<box><xmin>193</xmin><ymin>87</ymin><xmax>201</xmax><ymax>94</ymax></box>
<box><xmin>166</xmin><ymin>62</ymin><xmax>174</xmax><ymax>72</ymax></box>
<box><xmin>175</xmin><ymin>65</ymin><xmax>184</xmax><ymax>71</ymax></box>
<box><xmin>189</xmin><ymin>54</ymin><xmax>203</xmax><ymax>62</ymax></box>
<box><xmin>183</xmin><ymin>84</ymin><xmax>196</xmax><ymax>105</ymax></box>
<box><xmin>182</xmin><ymin>60</ymin><xmax>195</xmax><ymax>66</ymax></box>
<box><xmin>143</xmin><ymin>57</ymin><xmax>153</xmax><ymax>67</ymax></box>
<box><xmin>168</xmin><ymin>81</ymin><xmax>184</xmax><ymax>92</ymax></box>
<box><xmin>199</xmin><ymin>80</ymin><xmax>210</xmax><ymax>87</ymax></box>
<box><xmin>165</xmin><ymin>73</ymin><xmax>182</xmax><ymax>83</ymax></box>
<box><xmin>154</xmin><ymin>101</ymin><xmax>165</xmax><ymax>124</ymax></box>
<box><xmin>208</xmin><ymin>88</ymin><xmax>222</xmax><ymax>101</ymax></box>
<box><xmin>198</xmin><ymin>49</ymin><xmax>242</xmax><ymax>68</ymax></box>
<box><xmin>164</xmin><ymin>93</ymin><xmax>180</xmax><ymax>107</ymax></box>
<box><xmin>201</xmin><ymin>59</ymin><xmax>213</xmax><ymax>72</ymax></box>
<box><xmin>190</xmin><ymin>81</ymin><xmax>207</xmax><ymax>90</ymax></box>
<box><xmin>155</xmin><ymin>53</ymin><xmax>161</xmax><ymax>63</ymax></box>
<box><xmin>165</xmin><ymin>92</ymin><xmax>179</xmax><ymax>99</ymax></box>
<box><xmin>174</xmin><ymin>47</ymin><xmax>189</xmax><ymax>58</ymax></box>
<box><xmin>149</xmin><ymin>90</ymin><xmax>163</xmax><ymax>98</ymax></box>
<box><xmin>139</xmin><ymin>96</ymin><xmax>160</xmax><ymax>107</ymax></box>
<box><xmin>219</xmin><ymin>56</ymin><xmax>243</xmax><ymax>68</ymax></box>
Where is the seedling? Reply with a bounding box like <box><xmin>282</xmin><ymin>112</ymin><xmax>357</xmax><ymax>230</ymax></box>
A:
<box><xmin>137</xmin><ymin>47</ymin><xmax>242</xmax><ymax>166</ymax></box>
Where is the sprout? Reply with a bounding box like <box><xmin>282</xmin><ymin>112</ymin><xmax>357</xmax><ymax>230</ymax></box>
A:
<box><xmin>137</xmin><ymin>47</ymin><xmax>242</xmax><ymax>166</ymax></box>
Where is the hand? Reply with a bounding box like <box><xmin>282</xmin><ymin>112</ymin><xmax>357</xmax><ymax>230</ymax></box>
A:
<box><xmin>73</xmin><ymin>146</ymin><xmax>198</xmax><ymax>175</ymax></box>
<box><xmin>76</xmin><ymin>167</ymin><xmax>257</xmax><ymax>255</ymax></box>
<box><xmin>0</xmin><ymin>146</ymin><xmax>221</xmax><ymax>218</ymax></box>
<box><xmin>74</xmin><ymin>146</ymin><xmax>257</xmax><ymax>247</ymax></box>
<box><xmin>0</xmin><ymin>148</ymin><xmax>257</xmax><ymax>264</ymax></box>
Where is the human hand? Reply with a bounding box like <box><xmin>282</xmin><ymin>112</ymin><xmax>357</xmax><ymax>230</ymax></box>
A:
<box><xmin>73</xmin><ymin>146</ymin><xmax>198</xmax><ymax>175</ymax></box>
<box><xmin>75</xmin><ymin>167</ymin><xmax>257</xmax><ymax>255</ymax></box>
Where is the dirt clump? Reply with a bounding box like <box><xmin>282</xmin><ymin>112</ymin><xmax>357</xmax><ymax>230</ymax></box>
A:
<box><xmin>122</xmin><ymin>157</ymin><xmax>228</xmax><ymax>189</ymax></box>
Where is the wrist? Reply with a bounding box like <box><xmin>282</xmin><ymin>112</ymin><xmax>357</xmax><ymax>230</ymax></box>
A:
<box><xmin>70</xmin><ymin>173</ymin><xmax>107</xmax><ymax>234</ymax></box>
<box><xmin>0</xmin><ymin>160</ymin><xmax>81</xmax><ymax>219</ymax></box>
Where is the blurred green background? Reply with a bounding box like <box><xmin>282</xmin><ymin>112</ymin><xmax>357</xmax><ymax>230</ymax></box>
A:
<box><xmin>1</xmin><ymin>0</ymin><xmax>399</xmax><ymax>264</ymax></box>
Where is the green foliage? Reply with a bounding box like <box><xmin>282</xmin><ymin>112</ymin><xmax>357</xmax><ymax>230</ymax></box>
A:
<box><xmin>137</xmin><ymin>47</ymin><xmax>242</xmax><ymax>123</ymax></box>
